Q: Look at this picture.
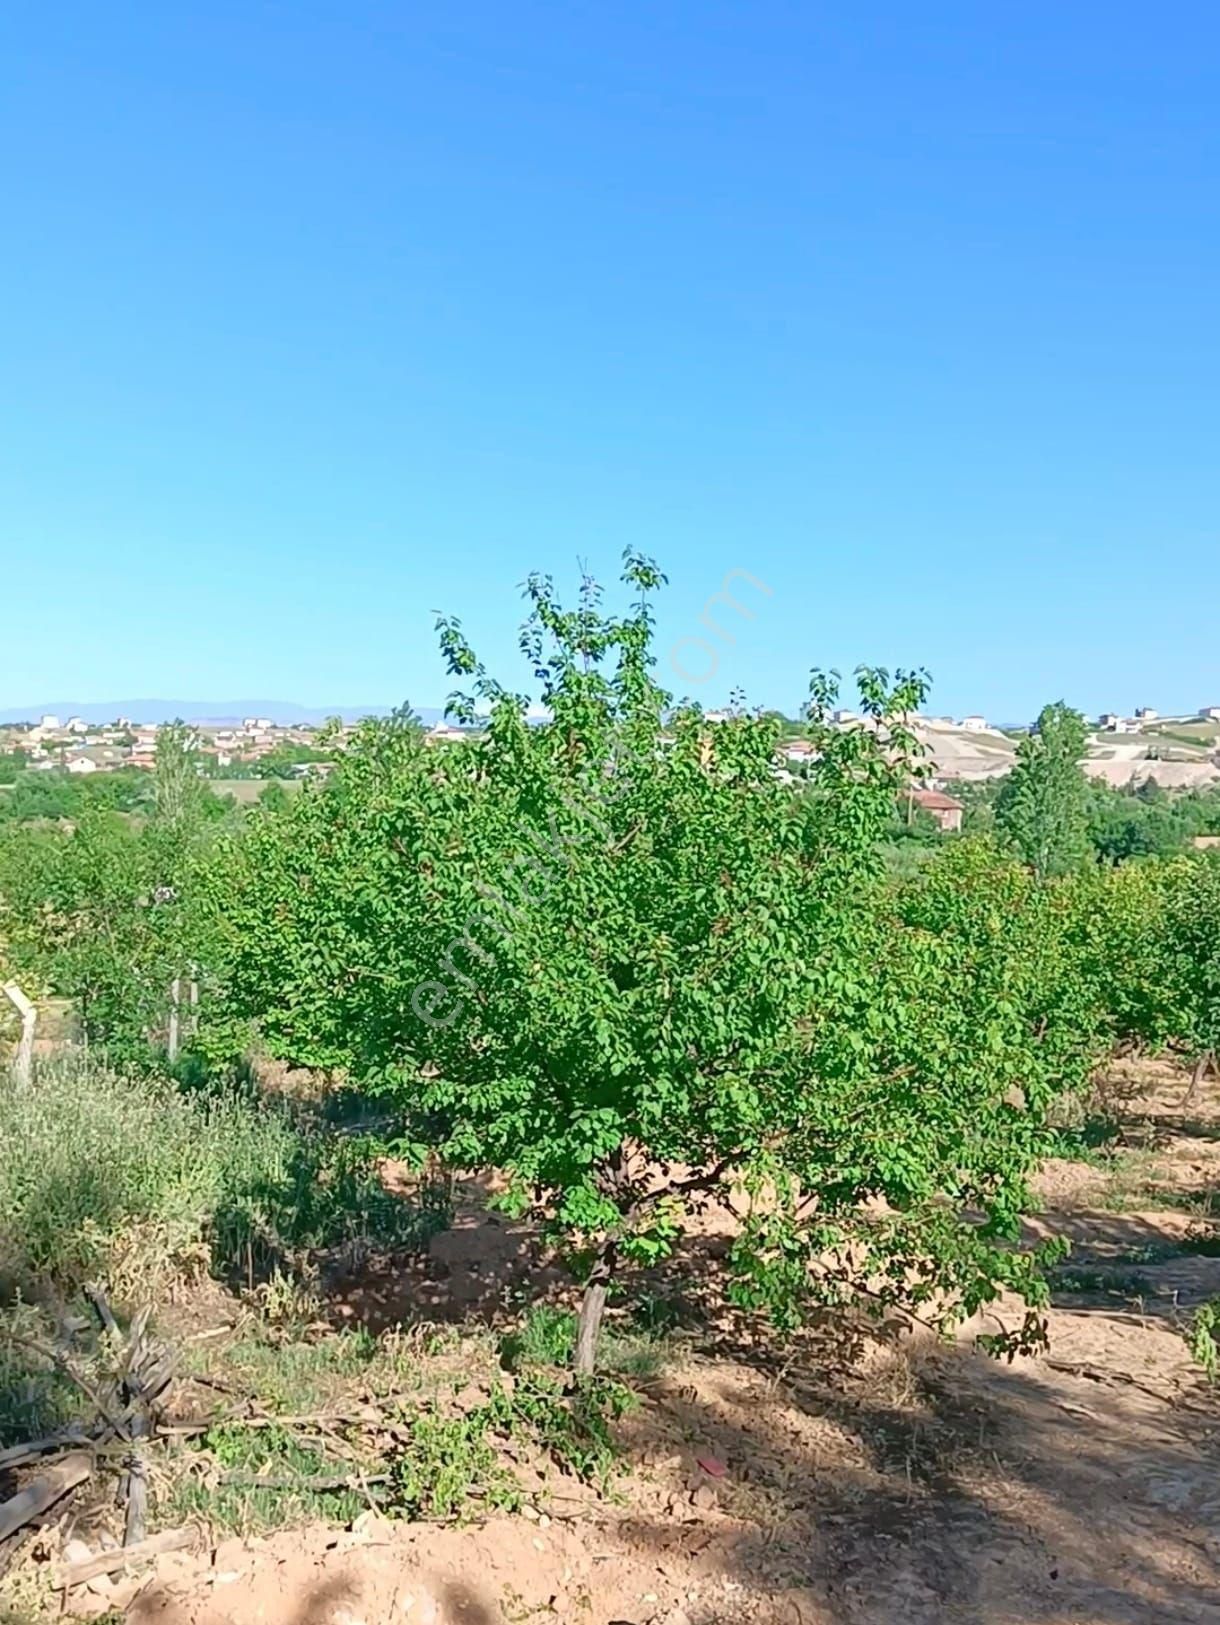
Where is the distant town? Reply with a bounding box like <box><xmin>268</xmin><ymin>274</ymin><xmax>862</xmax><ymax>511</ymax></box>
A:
<box><xmin>2</xmin><ymin>703</ymin><xmax>1219</xmax><ymax>792</ymax></box>
<box><xmin>0</xmin><ymin>712</ymin><xmax>474</xmax><ymax>780</ymax></box>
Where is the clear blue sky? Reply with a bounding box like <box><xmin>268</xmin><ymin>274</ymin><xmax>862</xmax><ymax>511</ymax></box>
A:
<box><xmin>2</xmin><ymin>2</ymin><xmax>1217</xmax><ymax>722</ymax></box>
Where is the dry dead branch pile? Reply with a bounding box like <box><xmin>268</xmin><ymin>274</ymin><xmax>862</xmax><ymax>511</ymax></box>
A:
<box><xmin>0</xmin><ymin>1286</ymin><xmax>196</xmax><ymax>1594</ymax></box>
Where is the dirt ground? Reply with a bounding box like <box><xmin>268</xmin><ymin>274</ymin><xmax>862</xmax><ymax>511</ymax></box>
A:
<box><xmin>20</xmin><ymin>1059</ymin><xmax>1220</xmax><ymax>1624</ymax></box>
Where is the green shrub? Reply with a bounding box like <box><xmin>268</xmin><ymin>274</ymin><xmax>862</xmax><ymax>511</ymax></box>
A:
<box><xmin>386</xmin><ymin>1373</ymin><xmax>633</xmax><ymax>1517</ymax></box>
<box><xmin>0</xmin><ymin>1057</ymin><xmax>443</xmax><ymax>1301</ymax></box>
<box><xmin>1188</xmin><ymin>1297</ymin><xmax>1220</xmax><ymax>1381</ymax></box>
<box><xmin>0</xmin><ymin>1300</ymin><xmax>83</xmax><ymax>1443</ymax></box>
<box><xmin>387</xmin><ymin>1405</ymin><xmax>522</xmax><ymax>1519</ymax></box>
<box><xmin>502</xmin><ymin>1371</ymin><xmax>634</xmax><ymax>1486</ymax></box>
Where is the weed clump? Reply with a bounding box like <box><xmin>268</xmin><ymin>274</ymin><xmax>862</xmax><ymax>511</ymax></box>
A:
<box><xmin>0</xmin><ymin>1057</ymin><xmax>444</xmax><ymax>1301</ymax></box>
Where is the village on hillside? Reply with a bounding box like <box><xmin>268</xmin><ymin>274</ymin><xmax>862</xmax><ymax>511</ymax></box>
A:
<box><xmin>2</xmin><ymin>705</ymin><xmax>1219</xmax><ymax>797</ymax></box>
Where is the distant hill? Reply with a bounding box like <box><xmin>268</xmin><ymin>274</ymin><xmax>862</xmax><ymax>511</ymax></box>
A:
<box><xmin>0</xmin><ymin>700</ymin><xmax>448</xmax><ymax>727</ymax></box>
<box><xmin>913</xmin><ymin>718</ymin><xmax>1018</xmax><ymax>781</ymax></box>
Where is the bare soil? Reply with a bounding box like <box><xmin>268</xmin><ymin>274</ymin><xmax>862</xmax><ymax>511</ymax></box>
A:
<box><xmin>25</xmin><ymin>1060</ymin><xmax>1220</xmax><ymax>1623</ymax></box>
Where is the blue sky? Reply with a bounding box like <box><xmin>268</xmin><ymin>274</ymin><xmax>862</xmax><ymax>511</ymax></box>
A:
<box><xmin>2</xmin><ymin>2</ymin><xmax>1217</xmax><ymax>722</ymax></box>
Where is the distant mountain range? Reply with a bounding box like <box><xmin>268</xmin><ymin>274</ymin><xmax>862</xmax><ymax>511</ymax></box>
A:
<box><xmin>0</xmin><ymin>701</ymin><xmax>449</xmax><ymax>727</ymax></box>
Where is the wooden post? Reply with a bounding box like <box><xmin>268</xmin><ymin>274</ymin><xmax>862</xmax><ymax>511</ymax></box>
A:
<box><xmin>2</xmin><ymin>982</ymin><xmax>36</xmax><ymax>1087</ymax></box>
<box><xmin>167</xmin><ymin>977</ymin><xmax>181</xmax><ymax>1063</ymax></box>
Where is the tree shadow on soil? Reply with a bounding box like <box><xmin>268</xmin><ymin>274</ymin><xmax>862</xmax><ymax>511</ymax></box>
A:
<box><xmin>321</xmin><ymin>1172</ymin><xmax>560</xmax><ymax>1333</ymax></box>
<box><xmin>294</xmin><ymin>1131</ymin><xmax>1220</xmax><ymax>1624</ymax></box>
<box><xmin>615</xmin><ymin>1335</ymin><xmax>1220</xmax><ymax>1624</ymax></box>
<box><xmin>311</xmin><ymin>1205</ymin><xmax>1220</xmax><ymax>1624</ymax></box>
<box><xmin>436</xmin><ymin>1577</ymin><xmax>499</xmax><ymax>1623</ymax></box>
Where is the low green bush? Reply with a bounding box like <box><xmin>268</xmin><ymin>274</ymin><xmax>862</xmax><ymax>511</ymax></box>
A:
<box><xmin>0</xmin><ymin>1057</ymin><xmax>444</xmax><ymax>1302</ymax></box>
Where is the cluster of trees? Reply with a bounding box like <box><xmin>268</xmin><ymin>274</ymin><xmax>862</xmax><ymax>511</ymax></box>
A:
<box><xmin>0</xmin><ymin>765</ymin><xmax>153</xmax><ymax>824</ymax></box>
<box><xmin>0</xmin><ymin>728</ymin><xmax>226</xmax><ymax>1063</ymax></box>
<box><xmin>2</xmin><ymin>558</ymin><xmax>1218</xmax><ymax>1374</ymax></box>
<box><xmin>956</xmin><ymin>770</ymin><xmax>1220</xmax><ymax>866</ymax></box>
<box><xmin>198</xmin><ymin>739</ymin><xmax>333</xmax><ymax>780</ymax></box>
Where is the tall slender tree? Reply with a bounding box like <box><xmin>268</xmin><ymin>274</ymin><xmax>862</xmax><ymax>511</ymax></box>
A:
<box><xmin>996</xmin><ymin>702</ymin><xmax>1090</xmax><ymax>879</ymax></box>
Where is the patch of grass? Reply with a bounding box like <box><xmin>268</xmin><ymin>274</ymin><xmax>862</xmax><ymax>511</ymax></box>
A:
<box><xmin>167</xmin><ymin>1352</ymin><xmax>635</xmax><ymax>1533</ymax></box>
<box><xmin>1094</xmin><ymin>1162</ymin><xmax>1220</xmax><ymax>1217</ymax></box>
<box><xmin>1042</xmin><ymin>1084</ymin><xmax>1124</xmax><ymax>1166</ymax></box>
<box><xmin>0</xmin><ymin>1057</ymin><xmax>446</xmax><ymax>1303</ymax></box>
<box><xmin>500</xmin><ymin>1304</ymin><xmax>574</xmax><ymax>1367</ymax></box>
<box><xmin>500</xmin><ymin>1304</ymin><xmax>672</xmax><ymax>1385</ymax></box>
<box><xmin>1042</xmin><ymin>1115</ymin><xmax>1121</xmax><ymax>1165</ymax></box>
<box><xmin>182</xmin><ymin>1316</ymin><xmax>496</xmax><ymax>1422</ymax></box>
<box><xmin>1089</xmin><ymin>1148</ymin><xmax>1169</xmax><ymax>1212</ymax></box>
<box><xmin>201</xmin><ymin>1326</ymin><xmax>382</xmax><ymax>1414</ymax></box>
<box><xmin>0</xmin><ymin>1057</ymin><xmax>449</xmax><ymax>1452</ymax></box>
<box><xmin>388</xmin><ymin>1369</ymin><xmax>635</xmax><ymax>1512</ymax></box>
<box><xmin>494</xmin><ymin>1307</ymin><xmax>646</xmax><ymax>1489</ymax></box>
<box><xmin>0</xmin><ymin>1302</ymin><xmax>83</xmax><ymax>1445</ymax></box>
<box><xmin>1145</xmin><ymin>724</ymin><xmax>1216</xmax><ymax>751</ymax></box>
<box><xmin>164</xmin><ymin>1421</ymin><xmax>368</xmax><ymax>1535</ymax></box>
<box><xmin>505</xmin><ymin>1371</ymin><xmax>636</xmax><ymax>1487</ymax></box>
<box><xmin>1186</xmin><ymin>1298</ymin><xmax>1220</xmax><ymax>1381</ymax></box>
<box><xmin>1107</xmin><ymin>1240</ymin><xmax>1187</xmax><ymax>1265</ymax></box>
<box><xmin>1183</xmin><ymin>1225</ymin><xmax>1220</xmax><ymax>1256</ymax></box>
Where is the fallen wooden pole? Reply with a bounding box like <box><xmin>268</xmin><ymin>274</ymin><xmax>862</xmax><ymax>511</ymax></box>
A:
<box><xmin>0</xmin><ymin>1452</ymin><xmax>92</xmax><ymax>1543</ymax></box>
<box><xmin>218</xmin><ymin>1471</ymin><xmax>390</xmax><ymax>1492</ymax></box>
<box><xmin>57</xmin><ymin>1525</ymin><xmax>197</xmax><ymax>1588</ymax></box>
<box><xmin>0</xmin><ymin>1429</ymin><xmax>91</xmax><ymax>1472</ymax></box>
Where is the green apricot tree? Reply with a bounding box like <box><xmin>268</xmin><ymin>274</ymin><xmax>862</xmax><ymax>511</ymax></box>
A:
<box><xmin>219</xmin><ymin>557</ymin><xmax>1092</xmax><ymax>1369</ymax></box>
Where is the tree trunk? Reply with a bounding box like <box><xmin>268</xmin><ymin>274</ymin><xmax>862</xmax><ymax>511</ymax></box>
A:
<box><xmin>574</xmin><ymin>1240</ymin><xmax>617</xmax><ymax>1376</ymax></box>
<box><xmin>1185</xmin><ymin>1050</ymin><xmax>1216</xmax><ymax>1104</ymax></box>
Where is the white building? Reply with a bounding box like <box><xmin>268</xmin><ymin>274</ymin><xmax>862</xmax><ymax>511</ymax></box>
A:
<box><xmin>1200</xmin><ymin>706</ymin><xmax>1220</xmax><ymax>722</ymax></box>
<box><xmin>959</xmin><ymin>715</ymin><xmax>989</xmax><ymax>732</ymax></box>
<box><xmin>1098</xmin><ymin>714</ymin><xmax>1137</xmax><ymax>734</ymax></box>
<box><xmin>65</xmin><ymin>756</ymin><xmax>98</xmax><ymax>775</ymax></box>
<box><xmin>1135</xmin><ymin>708</ymin><xmax>1160</xmax><ymax>721</ymax></box>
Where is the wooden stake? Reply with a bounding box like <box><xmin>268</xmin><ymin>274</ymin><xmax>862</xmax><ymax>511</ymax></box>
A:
<box><xmin>167</xmin><ymin>977</ymin><xmax>182</xmax><ymax>1062</ymax></box>
<box><xmin>2</xmin><ymin>982</ymin><xmax>36</xmax><ymax>1087</ymax></box>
